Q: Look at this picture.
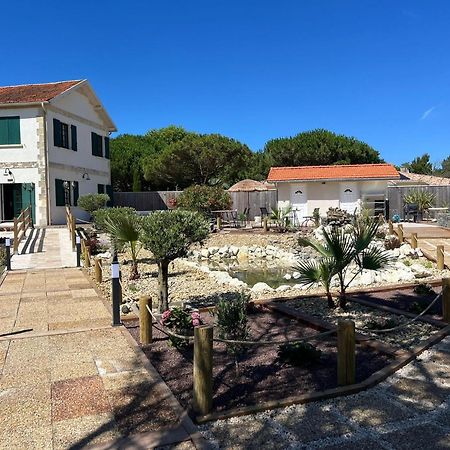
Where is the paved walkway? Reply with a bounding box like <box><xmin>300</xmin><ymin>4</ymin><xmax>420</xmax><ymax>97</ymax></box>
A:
<box><xmin>10</xmin><ymin>227</ymin><xmax>77</xmax><ymax>271</ymax></box>
<box><xmin>0</xmin><ymin>268</ymin><xmax>202</xmax><ymax>449</ymax></box>
<box><xmin>200</xmin><ymin>337</ymin><xmax>450</xmax><ymax>449</ymax></box>
<box><xmin>399</xmin><ymin>223</ymin><xmax>450</xmax><ymax>268</ymax></box>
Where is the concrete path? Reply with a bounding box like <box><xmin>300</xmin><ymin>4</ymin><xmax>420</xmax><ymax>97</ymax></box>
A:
<box><xmin>200</xmin><ymin>337</ymin><xmax>450</xmax><ymax>449</ymax></box>
<box><xmin>0</xmin><ymin>268</ymin><xmax>202</xmax><ymax>449</ymax></box>
<box><xmin>10</xmin><ymin>227</ymin><xmax>77</xmax><ymax>271</ymax></box>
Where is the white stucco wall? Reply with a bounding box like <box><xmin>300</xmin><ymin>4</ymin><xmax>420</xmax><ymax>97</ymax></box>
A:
<box><xmin>276</xmin><ymin>179</ymin><xmax>390</xmax><ymax>218</ymax></box>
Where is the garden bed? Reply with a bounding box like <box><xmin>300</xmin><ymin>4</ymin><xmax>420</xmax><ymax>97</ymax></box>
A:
<box><xmin>283</xmin><ymin>293</ymin><xmax>442</xmax><ymax>349</ymax></box>
<box><xmin>125</xmin><ymin>309</ymin><xmax>393</xmax><ymax>416</ymax></box>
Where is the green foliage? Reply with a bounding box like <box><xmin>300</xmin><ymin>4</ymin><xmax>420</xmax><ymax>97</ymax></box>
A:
<box><xmin>313</xmin><ymin>208</ymin><xmax>321</xmax><ymax>227</ymax></box>
<box><xmin>403</xmin><ymin>153</ymin><xmax>433</xmax><ymax>175</ymax></box>
<box><xmin>296</xmin><ymin>220</ymin><xmax>391</xmax><ymax>307</ymax></box>
<box><xmin>265</xmin><ymin>129</ymin><xmax>382</xmax><ymax>167</ymax></box>
<box><xmin>215</xmin><ymin>292</ymin><xmax>250</xmax><ymax>356</ymax></box>
<box><xmin>403</xmin><ymin>259</ymin><xmax>412</xmax><ymax>267</ymax></box>
<box><xmin>144</xmin><ymin>133</ymin><xmax>252</xmax><ymax>189</ymax></box>
<box><xmin>434</xmin><ymin>155</ymin><xmax>450</xmax><ymax>177</ymax></box>
<box><xmin>92</xmin><ymin>207</ymin><xmax>137</xmax><ymax>233</ymax></box>
<box><xmin>277</xmin><ymin>342</ymin><xmax>322</xmax><ymax>366</ymax></box>
<box><xmin>414</xmin><ymin>282</ymin><xmax>435</xmax><ymax>296</ymax></box>
<box><xmin>270</xmin><ymin>206</ymin><xmax>292</xmax><ymax>232</ymax></box>
<box><xmin>403</xmin><ymin>189</ymin><xmax>435</xmax><ymax>213</ymax></box>
<box><xmin>141</xmin><ymin>210</ymin><xmax>210</xmax><ymax>311</ymax></box>
<box><xmin>176</xmin><ymin>185</ymin><xmax>232</xmax><ymax>215</ymax></box>
<box><xmin>77</xmin><ymin>194</ymin><xmax>109</xmax><ymax>214</ymax></box>
<box><xmin>160</xmin><ymin>307</ymin><xmax>201</xmax><ymax>349</ymax></box>
<box><xmin>103</xmin><ymin>212</ymin><xmax>143</xmax><ymax>279</ymax></box>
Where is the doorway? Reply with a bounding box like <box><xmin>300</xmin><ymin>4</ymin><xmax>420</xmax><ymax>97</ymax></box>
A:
<box><xmin>1</xmin><ymin>183</ymin><xmax>35</xmax><ymax>223</ymax></box>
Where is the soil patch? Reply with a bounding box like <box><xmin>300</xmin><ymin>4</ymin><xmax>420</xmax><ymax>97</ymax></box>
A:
<box><xmin>125</xmin><ymin>310</ymin><xmax>392</xmax><ymax>416</ymax></box>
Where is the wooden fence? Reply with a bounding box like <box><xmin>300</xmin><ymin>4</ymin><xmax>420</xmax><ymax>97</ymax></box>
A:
<box><xmin>113</xmin><ymin>190</ymin><xmax>278</xmax><ymax>220</ymax></box>
<box><xmin>13</xmin><ymin>205</ymin><xmax>33</xmax><ymax>255</ymax></box>
<box><xmin>387</xmin><ymin>185</ymin><xmax>450</xmax><ymax>219</ymax></box>
<box><xmin>65</xmin><ymin>206</ymin><xmax>76</xmax><ymax>251</ymax></box>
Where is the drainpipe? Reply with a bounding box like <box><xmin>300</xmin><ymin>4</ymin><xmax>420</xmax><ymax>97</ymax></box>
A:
<box><xmin>41</xmin><ymin>102</ymin><xmax>51</xmax><ymax>226</ymax></box>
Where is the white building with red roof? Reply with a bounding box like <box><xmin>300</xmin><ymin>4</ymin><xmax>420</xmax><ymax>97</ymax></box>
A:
<box><xmin>267</xmin><ymin>163</ymin><xmax>400</xmax><ymax>219</ymax></box>
<box><xmin>0</xmin><ymin>80</ymin><xmax>116</xmax><ymax>225</ymax></box>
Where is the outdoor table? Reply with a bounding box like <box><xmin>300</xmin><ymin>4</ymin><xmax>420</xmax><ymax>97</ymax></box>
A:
<box><xmin>211</xmin><ymin>210</ymin><xmax>238</xmax><ymax>226</ymax></box>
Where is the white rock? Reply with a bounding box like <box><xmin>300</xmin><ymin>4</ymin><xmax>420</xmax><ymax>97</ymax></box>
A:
<box><xmin>209</xmin><ymin>246</ymin><xmax>219</xmax><ymax>255</ymax></box>
<box><xmin>251</xmin><ymin>282</ymin><xmax>273</xmax><ymax>292</ymax></box>
<box><xmin>400</xmin><ymin>243</ymin><xmax>413</xmax><ymax>256</ymax></box>
<box><xmin>359</xmin><ymin>271</ymin><xmax>376</xmax><ymax>286</ymax></box>
<box><xmin>410</xmin><ymin>263</ymin><xmax>432</xmax><ymax>278</ymax></box>
<box><xmin>276</xmin><ymin>285</ymin><xmax>291</xmax><ymax>292</ymax></box>
<box><xmin>416</xmin><ymin>249</ymin><xmax>424</xmax><ymax>257</ymax></box>
<box><xmin>392</xmin><ymin>248</ymin><xmax>400</xmax><ymax>257</ymax></box>
<box><xmin>218</xmin><ymin>246</ymin><xmax>229</xmax><ymax>255</ymax></box>
<box><xmin>229</xmin><ymin>245</ymin><xmax>239</xmax><ymax>256</ymax></box>
<box><xmin>200</xmin><ymin>248</ymin><xmax>209</xmax><ymax>259</ymax></box>
<box><xmin>97</xmin><ymin>251</ymin><xmax>111</xmax><ymax>259</ymax></box>
<box><xmin>292</xmin><ymin>271</ymin><xmax>301</xmax><ymax>280</ymax></box>
<box><xmin>283</xmin><ymin>273</ymin><xmax>292</xmax><ymax>280</ymax></box>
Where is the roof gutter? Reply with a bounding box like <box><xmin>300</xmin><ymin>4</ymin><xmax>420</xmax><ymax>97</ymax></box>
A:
<box><xmin>41</xmin><ymin>102</ymin><xmax>51</xmax><ymax>226</ymax></box>
<box><xmin>268</xmin><ymin>177</ymin><xmax>400</xmax><ymax>183</ymax></box>
<box><xmin>0</xmin><ymin>101</ymin><xmax>49</xmax><ymax>108</ymax></box>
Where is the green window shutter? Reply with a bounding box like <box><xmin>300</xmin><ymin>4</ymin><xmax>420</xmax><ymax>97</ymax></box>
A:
<box><xmin>73</xmin><ymin>181</ymin><xmax>79</xmax><ymax>206</ymax></box>
<box><xmin>0</xmin><ymin>118</ymin><xmax>8</xmax><ymax>144</ymax></box>
<box><xmin>53</xmin><ymin>118</ymin><xmax>62</xmax><ymax>147</ymax></box>
<box><xmin>106</xmin><ymin>185</ymin><xmax>113</xmax><ymax>206</ymax></box>
<box><xmin>55</xmin><ymin>179</ymin><xmax>65</xmax><ymax>206</ymax></box>
<box><xmin>7</xmin><ymin>117</ymin><xmax>20</xmax><ymax>144</ymax></box>
<box><xmin>97</xmin><ymin>184</ymin><xmax>105</xmax><ymax>194</ymax></box>
<box><xmin>0</xmin><ymin>117</ymin><xmax>20</xmax><ymax>144</ymax></box>
<box><xmin>98</xmin><ymin>134</ymin><xmax>103</xmax><ymax>157</ymax></box>
<box><xmin>91</xmin><ymin>132</ymin><xmax>96</xmax><ymax>155</ymax></box>
<box><xmin>71</xmin><ymin>125</ymin><xmax>77</xmax><ymax>151</ymax></box>
<box><xmin>104</xmin><ymin>136</ymin><xmax>110</xmax><ymax>159</ymax></box>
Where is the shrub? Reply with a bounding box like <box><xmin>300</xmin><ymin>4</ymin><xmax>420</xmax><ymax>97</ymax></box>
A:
<box><xmin>0</xmin><ymin>246</ymin><xmax>6</xmax><ymax>271</ymax></box>
<box><xmin>92</xmin><ymin>207</ymin><xmax>137</xmax><ymax>232</ymax></box>
<box><xmin>77</xmin><ymin>193</ymin><xmax>110</xmax><ymax>215</ymax></box>
<box><xmin>176</xmin><ymin>185</ymin><xmax>232</xmax><ymax>215</ymax></box>
<box><xmin>365</xmin><ymin>317</ymin><xmax>398</xmax><ymax>330</ymax></box>
<box><xmin>403</xmin><ymin>189</ymin><xmax>435</xmax><ymax>215</ymax></box>
<box><xmin>215</xmin><ymin>292</ymin><xmax>250</xmax><ymax>356</ymax></box>
<box><xmin>413</xmin><ymin>283</ymin><xmax>435</xmax><ymax>295</ymax></box>
<box><xmin>408</xmin><ymin>301</ymin><xmax>428</xmax><ymax>314</ymax></box>
<box><xmin>277</xmin><ymin>342</ymin><xmax>322</xmax><ymax>366</ymax></box>
<box><xmin>160</xmin><ymin>307</ymin><xmax>203</xmax><ymax>349</ymax></box>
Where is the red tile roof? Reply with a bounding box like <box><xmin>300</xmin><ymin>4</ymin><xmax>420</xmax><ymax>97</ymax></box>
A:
<box><xmin>267</xmin><ymin>164</ymin><xmax>400</xmax><ymax>182</ymax></box>
<box><xmin>0</xmin><ymin>80</ymin><xmax>82</xmax><ymax>104</ymax></box>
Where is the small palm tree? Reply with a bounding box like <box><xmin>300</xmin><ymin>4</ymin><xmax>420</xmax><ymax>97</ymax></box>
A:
<box><xmin>296</xmin><ymin>220</ymin><xmax>391</xmax><ymax>308</ymax></box>
<box><xmin>270</xmin><ymin>206</ymin><xmax>292</xmax><ymax>231</ymax></box>
<box><xmin>403</xmin><ymin>189</ymin><xmax>435</xmax><ymax>219</ymax></box>
<box><xmin>104</xmin><ymin>213</ymin><xmax>143</xmax><ymax>280</ymax></box>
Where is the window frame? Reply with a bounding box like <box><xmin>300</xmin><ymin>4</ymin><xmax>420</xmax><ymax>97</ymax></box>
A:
<box><xmin>0</xmin><ymin>116</ymin><xmax>21</xmax><ymax>145</ymax></box>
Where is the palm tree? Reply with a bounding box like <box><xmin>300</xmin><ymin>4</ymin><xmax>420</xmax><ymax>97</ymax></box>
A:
<box><xmin>270</xmin><ymin>206</ymin><xmax>292</xmax><ymax>231</ymax></box>
<box><xmin>296</xmin><ymin>220</ymin><xmax>391</xmax><ymax>308</ymax></box>
<box><xmin>104</xmin><ymin>213</ymin><xmax>143</xmax><ymax>280</ymax></box>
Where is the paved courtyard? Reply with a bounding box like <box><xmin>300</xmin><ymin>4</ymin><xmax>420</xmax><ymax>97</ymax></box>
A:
<box><xmin>0</xmin><ymin>268</ymin><xmax>202</xmax><ymax>449</ymax></box>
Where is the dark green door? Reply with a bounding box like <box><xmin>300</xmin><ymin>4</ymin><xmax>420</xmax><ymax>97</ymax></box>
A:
<box><xmin>12</xmin><ymin>184</ymin><xmax>22</xmax><ymax>217</ymax></box>
<box><xmin>21</xmin><ymin>183</ymin><xmax>36</xmax><ymax>224</ymax></box>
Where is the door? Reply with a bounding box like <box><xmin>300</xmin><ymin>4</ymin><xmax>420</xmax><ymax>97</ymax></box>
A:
<box><xmin>21</xmin><ymin>183</ymin><xmax>36</xmax><ymax>224</ymax></box>
<box><xmin>340</xmin><ymin>183</ymin><xmax>359</xmax><ymax>213</ymax></box>
<box><xmin>290</xmin><ymin>184</ymin><xmax>307</xmax><ymax>223</ymax></box>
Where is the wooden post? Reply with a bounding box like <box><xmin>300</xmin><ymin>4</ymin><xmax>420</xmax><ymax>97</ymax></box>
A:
<box><xmin>71</xmin><ymin>214</ymin><xmax>76</xmax><ymax>251</ymax></box>
<box><xmin>84</xmin><ymin>244</ymin><xmax>91</xmax><ymax>268</ymax></box>
<box><xmin>216</xmin><ymin>215</ymin><xmax>222</xmax><ymax>230</ymax></box>
<box><xmin>193</xmin><ymin>325</ymin><xmax>213</xmax><ymax>415</ymax></box>
<box><xmin>337</xmin><ymin>320</ymin><xmax>355</xmax><ymax>386</ymax></box>
<box><xmin>442</xmin><ymin>278</ymin><xmax>450</xmax><ymax>323</ymax></box>
<box><xmin>263</xmin><ymin>216</ymin><xmax>268</xmax><ymax>232</ymax></box>
<box><xmin>388</xmin><ymin>220</ymin><xmax>394</xmax><ymax>235</ymax></box>
<box><xmin>94</xmin><ymin>258</ymin><xmax>102</xmax><ymax>283</ymax></box>
<box><xmin>437</xmin><ymin>245</ymin><xmax>445</xmax><ymax>271</ymax></box>
<box><xmin>139</xmin><ymin>295</ymin><xmax>152</xmax><ymax>344</ymax></box>
<box><xmin>397</xmin><ymin>224</ymin><xmax>404</xmax><ymax>242</ymax></box>
<box><xmin>411</xmin><ymin>233</ymin><xmax>418</xmax><ymax>249</ymax></box>
<box><xmin>13</xmin><ymin>217</ymin><xmax>18</xmax><ymax>255</ymax></box>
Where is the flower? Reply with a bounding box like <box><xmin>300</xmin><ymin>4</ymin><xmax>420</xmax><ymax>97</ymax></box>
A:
<box><xmin>192</xmin><ymin>318</ymin><xmax>200</xmax><ymax>327</ymax></box>
<box><xmin>191</xmin><ymin>311</ymin><xmax>201</xmax><ymax>320</ymax></box>
<box><xmin>161</xmin><ymin>310</ymin><xmax>171</xmax><ymax>325</ymax></box>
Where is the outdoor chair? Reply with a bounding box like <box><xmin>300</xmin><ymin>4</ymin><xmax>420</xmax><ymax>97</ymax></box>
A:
<box><xmin>230</xmin><ymin>210</ymin><xmax>238</xmax><ymax>228</ymax></box>
<box><xmin>260</xmin><ymin>207</ymin><xmax>269</xmax><ymax>218</ymax></box>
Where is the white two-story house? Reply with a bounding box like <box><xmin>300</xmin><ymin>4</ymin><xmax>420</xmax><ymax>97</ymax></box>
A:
<box><xmin>0</xmin><ymin>79</ymin><xmax>117</xmax><ymax>226</ymax></box>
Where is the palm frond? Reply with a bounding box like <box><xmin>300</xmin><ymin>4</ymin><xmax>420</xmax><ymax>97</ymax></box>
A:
<box><xmin>297</xmin><ymin>236</ymin><xmax>331</xmax><ymax>257</ymax></box>
<box><xmin>358</xmin><ymin>246</ymin><xmax>392</xmax><ymax>271</ymax></box>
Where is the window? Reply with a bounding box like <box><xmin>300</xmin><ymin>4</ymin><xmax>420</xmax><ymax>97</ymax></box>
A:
<box><xmin>54</xmin><ymin>119</ymin><xmax>76</xmax><ymax>150</ymax></box>
<box><xmin>97</xmin><ymin>184</ymin><xmax>105</xmax><ymax>194</ymax></box>
<box><xmin>73</xmin><ymin>181</ymin><xmax>79</xmax><ymax>206</ymax></box>
<box><xmin>55</xmin><ymin>179</ymin><xmax>69</xmax><ymax>206</ymax></box>
<box><xmin>104</xmin><ymin>136</ymin><xmax>110</xmax><ymax>159</ymax></box>
<box><xmin>0</xmin><ymin>116</ymin><xmax>20</xmax><ymax>145</ymax></box>
<box><xmin>91</xmin><ymin>132</ymin><xmax>103</xmax><ymax>157</ymax></box>
<box><xmin>106</xmin><ymin>185</ymin><xmax>113</xmax><ymax>206</ymax></box>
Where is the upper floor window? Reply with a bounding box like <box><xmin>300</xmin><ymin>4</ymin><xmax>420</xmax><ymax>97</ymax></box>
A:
<box><xmin>54</xmin><ymin>118</ymin><xmax>77</xmax><ymax>151</ymax></box>
<box><xmin>91</xmin><ymin>132</ymin><xmax>103</xmax><ymax>157</ymax></box>
<box><xmin>0</xmin><ymin>116</ymin><xmax>20</xmax><ymax>145</ymax></box>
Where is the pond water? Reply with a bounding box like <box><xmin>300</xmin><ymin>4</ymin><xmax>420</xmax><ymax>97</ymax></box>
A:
<box><xmin>201</xmin><ymin>259</ymin><xmax>298</xmax><ymax>289</ymax></box>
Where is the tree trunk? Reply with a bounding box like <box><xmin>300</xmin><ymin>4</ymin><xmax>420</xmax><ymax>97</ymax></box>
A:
<box><xmin>158</xmin><ymin>260</ymin><xmax>169</xmax><ymax>312</ymax></box>
<box><xmin>339</xmin><ymin>293</ymin><xmax>347</xmax><ymax>308</ymax></box>
<box><xmin>326</xmin><ymin>291</ymin><xmax>335</xmax><ymax>308</ymax></box>
<box><xmin>129</xmin><ymin>260</ymin><xmax>139</xmax><ymax>280</ymax></box>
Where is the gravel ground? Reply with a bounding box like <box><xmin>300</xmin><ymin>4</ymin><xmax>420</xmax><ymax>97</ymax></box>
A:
<box><xmin>199</xmin><ymin>336</ymin><xmax>450</xmax><ymax>449</ymax></box>
<box><xmin>284</xmin><ymin>296</ymin><xmax>440</xmax><ymax>349</ymax></box>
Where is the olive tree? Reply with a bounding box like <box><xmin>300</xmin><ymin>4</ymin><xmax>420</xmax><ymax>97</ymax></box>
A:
<box><xmin>141</xmin><ymin>210</ymin><xmax>210</xmax><ymax>311</ymax></box>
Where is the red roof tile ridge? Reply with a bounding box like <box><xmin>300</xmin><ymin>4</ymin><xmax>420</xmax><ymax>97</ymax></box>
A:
<box><xmin>0</xmin><ymin>79</ymin><xmax>83</xmax><ymax>89</ymax></box>
<box><xmin>270</xmin><ymin>163</ymin><xmax>394</xmax><ymax>170</ymax></box>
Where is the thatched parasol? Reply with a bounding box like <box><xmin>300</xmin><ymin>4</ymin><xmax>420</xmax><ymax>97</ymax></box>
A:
<box><xmin>228</xmin><ymin>179</ymin><xmax>275</xmax><ymax>217</ymax></box>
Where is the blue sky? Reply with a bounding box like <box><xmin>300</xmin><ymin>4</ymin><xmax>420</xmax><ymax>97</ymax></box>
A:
<box><xmin>2</xmin><ymin>1</ymin><xmax>450</xmax><ymax>165</ymax></box>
